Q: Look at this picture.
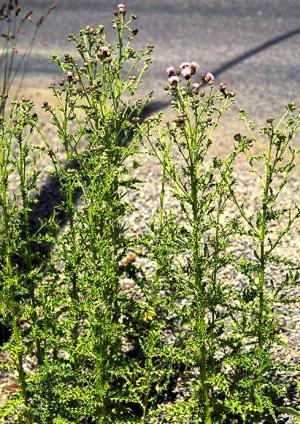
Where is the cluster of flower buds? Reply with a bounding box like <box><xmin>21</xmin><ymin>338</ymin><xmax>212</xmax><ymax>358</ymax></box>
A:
<box><xmin>165</xmin><ymin>61</ymin><xmax>233</xmax><ymax>104</ymax></box>
<box><xmin>167</xmin><ymin>61</ymin><xmax>204</xmax><ymax>88</ymax></box>
<box><xmin>218</xmin><ymin>82</ymin><xmax>235</xmax><ymax>98</ymax></box>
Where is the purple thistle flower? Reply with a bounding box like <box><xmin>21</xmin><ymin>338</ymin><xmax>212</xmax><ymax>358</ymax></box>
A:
<box><xmin>167</xmin><ymin>66</ymin><xmax>176</xmax><ymax>77</ymax></box>
<box><xmin>168</xmin><ymin>75</ymin><xmax>180</xmax><ymax>86</ymax></box>
<box><xmin>118</xmin><ymin>3</ymin><xmax>126</xmax><ymax>14</ymax></box>
<box><xmin>66</xmin><ymin>71</ymin><xmax>74</xmax><ymax>82</ymax></box>
<box><xmin>97</xmin><ymin>46</ymin><xmax>111</xmax><ymax>58</ymax></box>
<box><xmin>204</xmin><ymin>72</ymin><xmax>215</xmax><ymax>84</ymax></box>
<box><xmin>180</xmin><ymin>62</ymin><xmax>190</xmax><ymax>70</ymax></box>
<box><xmin>181</xmin><ymin>66</ymin><xmax>192</xmax><ymax>80</ymax></box>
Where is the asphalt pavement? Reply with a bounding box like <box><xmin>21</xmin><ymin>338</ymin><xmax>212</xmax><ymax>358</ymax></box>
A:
<box><xmin>14</xmin><ymin>0</ymin><xmax>300</xmax><ymax>119</ymax></box>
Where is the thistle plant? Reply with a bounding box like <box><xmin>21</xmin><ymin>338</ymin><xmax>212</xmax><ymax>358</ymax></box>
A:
<box><xmin>225</xmin><ymin>105</ymin><xmax>300</xmax><ymax>422</ymax></box>
<box><xmin>25</xmin><ymin>4</ymin><xmax>154</xmax><ymax>422</ymax></box>
<box><xmin>0</xmin><ymin>99</ymin><xmax>51</xmax><ymax>421</ymax></box>
<box><xmin>144</xmin><ymin>64</ymin><xmax>240</xmax><ymax>423</ymax></box>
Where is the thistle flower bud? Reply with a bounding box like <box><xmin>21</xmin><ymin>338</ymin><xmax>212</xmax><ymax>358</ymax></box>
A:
<box><xmin>167</xmin><ymin>66</ymin><xmax>176</xmax><ymax>77</ymax></box>
<box><xmin>130</xmin><ymin>116</ymin><xmax>140</xmax><ymax>125</ymax></box>
<box><xmin>104</xmin><ymin>56</ymin><xmax>113</xmax><ymax>64</ymax></box>
<box><xmin>190</xmin><ymin>61</ymin><xmax>199</xmax><ymax>75</ymax></box>
<box><xmin>168</xmin><ymin>76</ymin><xmax>180</xmax><ymax>87</ymax></box>
<box><xmin>204</xmin><ymin>72</ymin><xmax>215</xmax><ymax>84</ymax></box>
<box><xmin>219</xmin><ymin>82</ymin><xmax>227</xmax><ymax>93</ymax></box>
<box><xmin>97</xmin><ymin>46</ymin><xmax>110</xmax><ymax>58</ymax></box>
<box><xmin>66</xmin><ymin>71</ymin><xmax>73</xmax><ymax>82</ymax></box>
<box><xmin>192</xmin><ymin>83</ymin><xmax>200</xmax><ymax>94</ymax></box>
<box><xmin>287</xmin><ymin>101</ymin><xmax>296</xmax><ymax>111</ymax></box>
<box><xmin>175</xmin><ymin>115</ymin><xmax>185</xmax><ymax>126</ymax></box>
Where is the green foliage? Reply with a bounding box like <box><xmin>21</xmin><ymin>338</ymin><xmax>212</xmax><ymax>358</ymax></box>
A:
<box><xmin>0</xmin><ymin>4</ymin><xmax>299</xmax><ymax>424</ymax></box>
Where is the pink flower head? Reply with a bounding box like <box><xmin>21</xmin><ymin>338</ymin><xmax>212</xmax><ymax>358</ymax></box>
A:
<box><xmin>192</xmin><ymin>82</ymin><xmax>200</xmax><ymax>94</ymax></box>
<box><xmin>190</xmin><ymin>61</ymin><xmax>199</xmax><ymax>75</ymax></box>
<box><xmin>167</xmin><ymin>66</ymin><xmax>176</xmax><ymax>77</ymax></box>
<box><xmin>168</xmin><ymin>75</ymin><xmax>180</xmax><ymax>87</ymax></box>
<box><xmin>180</xmin><ymin>62</ymin><xmax>190</xmax><ymax>70</ymax></box>
<box><xmin>181</xmin><ymin>66</ymin><xmax>192</xmax><ymax>80</ymax></box>
<box><xmin>204</xmin><ymin>72</ymin><xmax>215</xmax><ymax>84</ymax></box>
<box><xmin>66</xmin><ymin>71</ymin><xmax>73</xmax><ymax>82</ymax></box>
<box><xmin>98</xmin><ymin>46</ymin><xmax>110</xmax><ymax>57</ymax></box>
<box><xmin>118</xmin><ymin>3</ymin><xmax>126</xmax><ymax>14</ymax></box>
